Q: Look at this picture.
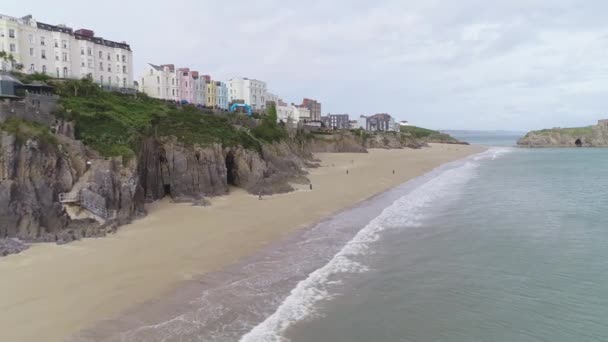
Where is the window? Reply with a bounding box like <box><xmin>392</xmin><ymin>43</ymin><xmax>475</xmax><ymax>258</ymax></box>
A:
<box><xmin>122</xmin><ymin>65</ymin><xmax>126</xmax><ymax>74</ymax></box>
<box><xmin>55</xmin><ymin>54</ymin><xmax>59</xmax><ymax>61</ymax></box>
<box><xmin>123</xmin><ymin>78</ymin><xmax>127</xmax><ymax>87</ymax></box>
<box><xmin>8</xmin><ymin>29</ymin><xmax>15</xmax><ymax>38</ymax></box>
<box><xmin>99</xmin><ymin>62</ymin><xmax>103</xmax><ymax>71</ymax></box>
<box><xmin>171</xmin><ymin>79</ymin><xmax>174</xmax><ymax>85</ymax></box>
<box><xmin>28</xmin><ymin>34</ymin><xmax>34</xmax><ymax>44</ymax></box>
<box><xmin>54</xmin><ymin>39</ymin><xmax>58</xmax><ymax>48</ymax></box>
<box><xmin>29</xmin><ymin>48</ymin><xmax>34</xmax><ymax>56</ymax></box>
<box><xmin>40</xmin><ymin>37</ymin><xmax>45</xmax><ymax>46</ymax></box>
<box><xmin>62</xmin><ymin>40</ymin><xmax>67</xmax><ymax>48</ymax></box>
<box><xmin>107</xmin><ymin>53</ymin><xmax>111</xmax><ymax>61</ymax></box>
<box><xmin>88</xmin><ymin>61</ymin><xmax>93</xmax><ymax>68</ymax></box>
<box><xmin>149</xmin><ymin>69</ymin><xmax>153</xmax><ymax>76</ymax></box>
<box><xmin>99</xmin><ymin>51</ymin><xmax>102</xmax><ymax>58</ymax></box>
<box><xmin>116</xmin><ymin>54</ymin><xmax>119</xmax><ymax>61</ymax></box>
<box><xmin>30</xmin><ymin>64</ymin><xmax>35</xmax><ymax>72</ymax></box>
<box><xmin>56</xmin><ymin>68</ymin><xmax>60</xmax><ymax>78</ymax></box>
<box><xmin>116</xmin><ymin>76</ymin><xmax>119</xmax><ymax>84</ymax></box>
<box><xmin>157</xmin><ymin>76</ymin><xmax>160</xmax><ymax>84</ymax></box>
<box><xmin>81</xmin><ymin>61</ymin><xmax>85</xmax><ymax>67</ymax></box>
<box><xmin>42</xmin><ymin>65</ymin><xmax>47</xmax><ymax>74</ymax></box>
<box><xmin>81</xmin><ymin>48</ymin><xmax>85</xmax><ymax>55</ymax></box>
<box><xmin>157</xmin><ymin>87</ymin><xmax>160</xmax><ymax>95</ymax></box>
<box><xmin>87</xmin><ymin>47</ymin><xmax>92</xmax><ymax>55</ymax></box>
<box><xmin>41</xmin><ymin>50</ymin><xmax>46</xmax><ymax>59</ymax></box>
<box><xmin>9</xmin><ymin>43</ymin><xmax>15</xmax><ymax>52</ymax></box>
<box><xmin>100</xmin><ymin>76</ymin><xmax>104</xmax><ymax>84</ymax></box>
<box><xmin>108</xmin><ymin>65</ymin><xmax>112</xmax><ymax>72</ymax></box>
<box><xmin>172</xmin><ymin>89</ymin><xmax>175</xmax><ymax>96</ymax></box>
<box><xmin>109</xmin><ymin>77</ymin><xmax>112</xmax><ymax>85</ymax></box>
<box><xmin>121</xmin><ymin>55</ymin><xmax>126</xmax><ymax>62</ymax></box>
<box><xmin>62</xmin><ymin>52</ymin><xmax>68</xmax><ymax>61</ymax></box>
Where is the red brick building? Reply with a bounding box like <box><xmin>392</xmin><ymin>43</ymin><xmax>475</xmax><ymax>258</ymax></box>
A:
<box><xmin>300</xmin><ymin>98</ymin><xmax>322</xmax><ymax>121</ymax></box>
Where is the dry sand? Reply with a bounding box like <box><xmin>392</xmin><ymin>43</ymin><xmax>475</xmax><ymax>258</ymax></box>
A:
<box><xmin>0</xmin><ymin>144</ymin><xmax>484</xmax><ymax>341</ymax></box>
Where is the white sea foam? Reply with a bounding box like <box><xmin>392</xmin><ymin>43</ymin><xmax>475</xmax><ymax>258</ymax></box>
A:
<box><xmin>239</xmin><ymin>148</ymin><xmax>511</xmax><ymax>342</ymax></box>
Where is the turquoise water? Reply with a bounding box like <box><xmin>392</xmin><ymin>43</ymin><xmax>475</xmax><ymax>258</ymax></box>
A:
<box><xmin>82</xmin><ymin>137</ymin><xmax>608</xmax><ymax>342</ymax></box>
<box><xmin>244</xmin><ymin>142</ymin><xmax>608</xmax><ymax>341</ymax></box>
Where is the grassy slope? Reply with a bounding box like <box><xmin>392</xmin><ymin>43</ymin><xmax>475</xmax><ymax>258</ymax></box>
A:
<box><xmin>531</xmin><ymin>126</ymin><xmax>594</xmax><ymax>137</ymax></box>
<box><xmin>400</xmin><ymin>126</ymin><xmax>461</xmax><ymax>143</ymax></box>
<box><xmin>48</xmin><ymin>78</ymin><xmax>284</xmax><ymax>157</ymax></box>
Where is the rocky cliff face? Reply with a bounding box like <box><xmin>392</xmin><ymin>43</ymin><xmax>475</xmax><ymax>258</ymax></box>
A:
<box><xmin>0</xmin><ymin>128</ymin><xmax>143</xmax><ymax>255</ymax></box>
<box><xmin>0</xmin><ymin>128</ymin><xmax>315</xmax><ymax>256</ymax></box>
<box><xmin>138</xmin><ymin>137</ymin><xmax>311</xmax><ymax>201</ymax></box>
<box><xmin>518</xmin><ymin>122</ymin><xmax>608</xmax><ymax>147</ymax></box>
<box><xmin>308</xmin><ymin>131</ymin><xmax>425</xmax><ymax>153</ymax></box>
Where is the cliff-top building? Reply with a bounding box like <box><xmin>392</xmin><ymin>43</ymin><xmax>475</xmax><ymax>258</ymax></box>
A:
<box><xmin>0</xmin><ymin>13</ymin><xmax>133</xmax><ymax>88</ymax></box>
<box><xmin>322</xmin><ymin>114</ymin><xmax>350</xmax><ymax>129</ymax></box>
<box><xmin>228</xmin><ymin>77</ymin><xmax>267</xmax><ymax>111</ymax></box>
<box><xmin>300</xmin><ymin>98</ymin><xmax>322</xmax><ymax>122</ymax></box>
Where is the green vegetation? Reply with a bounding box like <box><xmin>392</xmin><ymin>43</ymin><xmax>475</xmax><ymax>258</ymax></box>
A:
<box><xmin>0</xmin><ymin>118</ymin><xmax>58</xmax><ymax>147</ymax></box>
<box><xmin>400</xmin><ymin>125</ymin><xmax>460</xmax><ymax>143</ymax></box>
<box><xmin>250</xmin><ymin>103</ymin><xmax>288</xmax><ymax>143</ymax></box>
<box><xmin>10</xmin><ymin>72</ymin><xmax>53</xmax><ymax>84</ymax></box>
<box><xmin>45</xmin><ymin>78</ymin><xmax>288</xmax><ymax>158</ymax></box>
<box><xmin>533</xmin><ymin>126</ymin><xmax>594</xmax><ymax>137</ymax></box>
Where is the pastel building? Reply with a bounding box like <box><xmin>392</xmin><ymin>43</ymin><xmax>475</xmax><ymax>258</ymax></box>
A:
<box><xmin>177</xmin><ymin>67</ymin><xmax>197</xmax><ymax>104</ymax></box>
<box><xmin>215</xmin><ymin>81</ymin><xmax>228</xmax><ymax>110</ymax></box>
<box><xmin>228</xmin><ymin>77</ymin><xmax>267</xmax><ymax>111</ymax></box>
<box><xmin>0</xmin><ymin>13</ymin><xmax>133</xmax><ymax>88</ymax></box>
<box><xmin>206</xmin><ymin>79</ymin><xmax>217</xmax><ymax>108</ymax></box>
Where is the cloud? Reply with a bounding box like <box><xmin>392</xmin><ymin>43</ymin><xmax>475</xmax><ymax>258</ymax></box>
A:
<box><xmin>5</xmin><ymin>0</ymin><xmax>608</xmax><ymax>130</ymax></box>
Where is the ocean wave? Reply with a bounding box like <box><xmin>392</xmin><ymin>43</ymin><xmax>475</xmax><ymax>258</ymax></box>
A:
<box><xmin>239</xmin><ymin>148</ymin><xmax>511</xmax><ymax>342</ymax></box>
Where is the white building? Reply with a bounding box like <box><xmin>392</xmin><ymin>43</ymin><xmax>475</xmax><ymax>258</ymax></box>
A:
<box><xmin>295</xmin><ymin>106</ymin><xmax>311</xmax><ymax>122</ymax></box>
<box><xmin>228</xmin><ymin>77</ymin><xmax>267</xmax><ymax>111</ymax></box>
<box><xmin>266</xmin><ymin>92</ymin><xmax>279</xmax><ymax>106</ymax></box>
<box><xmin>0</xmin><ymin>14</ymin><xmax>133</xmax><ymax>88</ymax></box>
<box><xmin>276</xmin><ymin>104</ymin><xmax>299</xmax><ymax>123</ymax></box>
<box><xmin>139</xmin><ymin>63</ymin><xmax>179</xmax><ymax>101</ymax></box>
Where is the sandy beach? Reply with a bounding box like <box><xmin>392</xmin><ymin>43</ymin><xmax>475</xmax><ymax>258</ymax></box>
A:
<box><xmin>0</xmin><ymin>144</ymin><xmax>484</xmax><ymax>342</ymax></box>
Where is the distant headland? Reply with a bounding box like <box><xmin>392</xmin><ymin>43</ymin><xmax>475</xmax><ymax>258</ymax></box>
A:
<box><xmin>517</xmin><ymin>120</ymin><xmax>608</xmax><ymax>147</ymax></box>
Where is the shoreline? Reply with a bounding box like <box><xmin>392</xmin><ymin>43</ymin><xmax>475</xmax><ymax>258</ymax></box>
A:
<box><xmin>0</xmin><ymin>144</ymin><xmax>485</xmax><ymax>342</ymax></box>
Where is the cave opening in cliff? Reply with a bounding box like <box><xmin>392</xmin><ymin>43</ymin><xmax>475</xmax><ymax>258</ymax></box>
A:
<box><xmin>225</xmin><ymin>151</ymin><xmax>237</xmax><ymax>186</ymax></box>
<box><xmin>575</xmin><ymin>138</ymin><xmax>582</xmax><ymax>147</ymax></box>
<box><xmin>163</xmin><ymin>184</ymin><xmax>171</xmax><ymax>196</ymax></box>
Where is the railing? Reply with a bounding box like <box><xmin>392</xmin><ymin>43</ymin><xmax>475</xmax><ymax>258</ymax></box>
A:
<box><xmin>58</xmin><ymin>192</ymin><xmax>116</xmax><ymax>220</ymax></box>
<box><xmin>58</xmin><ymin>192</ymin><xmax>79</xmax><ymax>203</ymax></box>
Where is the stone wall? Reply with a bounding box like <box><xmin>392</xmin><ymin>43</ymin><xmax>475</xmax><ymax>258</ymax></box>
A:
<box><xmin>0</xmin><ymin>93</ymin><xmax>57</xmax><ymax>126</ymax></box>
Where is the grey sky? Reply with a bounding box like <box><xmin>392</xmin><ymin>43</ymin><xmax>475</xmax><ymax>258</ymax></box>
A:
<box><xmin>5</xmin><ymin>0</ymin><xmax>608</xmax><ymax>130</ymax></box>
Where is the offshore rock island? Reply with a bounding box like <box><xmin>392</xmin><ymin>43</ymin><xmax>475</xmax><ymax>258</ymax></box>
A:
<box><xmin>517</xmin><ymin>120</ymin><xmax>608</xmax><ymax>147</ymax></box>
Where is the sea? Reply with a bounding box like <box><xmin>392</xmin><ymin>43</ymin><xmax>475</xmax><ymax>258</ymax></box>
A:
<box><xmin>77</xmin><ymin>132</ymin><xmax>608</xmax><ymax>342</ymax></box>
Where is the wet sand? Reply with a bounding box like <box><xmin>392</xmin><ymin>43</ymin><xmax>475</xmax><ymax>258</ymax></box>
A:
<box><xmin>0</xmin><ymin>144</ymin><xmax>484</xmax><ymax>342</ymax></box>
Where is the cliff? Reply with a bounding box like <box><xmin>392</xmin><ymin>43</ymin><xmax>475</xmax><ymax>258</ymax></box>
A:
<box><xmin>307</xmin><ymin>130</ymin><xmax>426</xmax><ymax>153</ymax></box>
<box><xmin>0</xmin><ymin>119</ymin><xmax>313</xmax><ymax>255</ymax></box>
<box><xmin>517</xmin><ymin>120</ymin><xmax>608</xmax><ymax>147</ymax></box>
<box><xmin>0</xmin><ymin>77</ymin><xmax>464</xmax><ymax>256</ymax></box>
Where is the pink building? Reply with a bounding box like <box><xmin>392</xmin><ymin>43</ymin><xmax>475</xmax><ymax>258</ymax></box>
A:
<box><xmin>177</xmin><ymin>67</ymin><xmax>197</xmax><ymax>104</ymax></box>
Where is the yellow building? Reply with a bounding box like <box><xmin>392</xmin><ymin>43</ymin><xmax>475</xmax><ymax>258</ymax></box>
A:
<box><xmin>206</xmin><ymin>80</ymin><xmax>216</xmax><ymax>108</ymax></box>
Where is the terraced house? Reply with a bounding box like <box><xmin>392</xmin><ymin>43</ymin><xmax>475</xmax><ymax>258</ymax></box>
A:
<box><xmin>0</xmin><ymin>13</ymin><xmax>133</xmax><ymax>89</ymax></box>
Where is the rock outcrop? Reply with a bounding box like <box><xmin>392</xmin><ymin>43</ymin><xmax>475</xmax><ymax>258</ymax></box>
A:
<box><xmin>0</xmin><ymin>127</ymin><xmax>144</xmax><ymax>253</ymax></box>
<box><xmin>308</xmin><ymin>131</ymin><xmax>426</xmax><ymax>153</ymax></box>
<box><xmin>518</xmin><ymin>120</ymin><xmax>608</xmax><ymax>147</ymax></box>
